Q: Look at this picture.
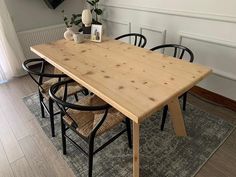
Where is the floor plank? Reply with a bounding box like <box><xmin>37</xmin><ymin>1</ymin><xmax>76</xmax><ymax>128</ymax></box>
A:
<box><xmin>0</xmin><ymin>141</ymin><xmax>15</xmax><ymax>177</ymax></box>
<box><xmin>196</xmin><ymin>162</ymin><xmax>228</xmax><ymax>177</ymax></box>
<box><xmin>27</xmin><ymin>118</ymin><xmax>75</xmax><ymax>177</ymax></box>
<box><xmin>221</xmin><ymin>130</ymin><xmax>236</xmax><ymax>155</ymax></box>
<box><xmin>207</xmin><ymin>146</ymin><xmax>236</xmax><ymax>177</ymax></box>
<box><xmin>11</xmin><ymin>157</ymin><xmax>36</xmax><ymax>177</ymax></box>
<box><xmin>0</xmin><ymin>83</ymin><xmax>34</xmax><ymax>140</ymax></box>
<box><xmin>18</xmin><ymin>135</ymin><xmax>58</xmax><ymax>177</ymax></box>
<box><xmin>0</xmin><ymin>75</ymin><xmax>76</xmax><ymax>177</ymax></box>
<box><xmin>0</xmin><ymin>107</ymin><xmax>32</xmax><ymax>141</ymax></box>
<box><xmin>0</xmin><ymin>113</ymin><xmax>24</xmax><ymax>163</ymax></box>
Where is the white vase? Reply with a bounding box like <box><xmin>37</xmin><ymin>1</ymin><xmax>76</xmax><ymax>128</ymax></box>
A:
<box><xmin>82</xmin><ymin>9</ymin><xmax>92</xmax><ymax>27</ymax></box>
<box><xmin>64</xmin><ymin>28</ymin><xmax>74</xmax><ymax>40</ymax></box>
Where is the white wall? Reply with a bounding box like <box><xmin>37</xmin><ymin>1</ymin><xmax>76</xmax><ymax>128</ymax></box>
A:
<box><xmin>5</xmin><ymin>0</ymin><xmax>85</xmax><ymax>32</ymax></box>
<box><xmin>102</xmin><ymin>0</ymin><xmax>236</xmax><ymax>16</ymax></box>
<box><xmin>100</xmin><ymin>0</ymin><xmax>236</xmax><ymax>100</ymax></box>
<box><xmin>5</xmin><ymin>0</ymin><xmax>236</xmax><ymax>100</ymax></box>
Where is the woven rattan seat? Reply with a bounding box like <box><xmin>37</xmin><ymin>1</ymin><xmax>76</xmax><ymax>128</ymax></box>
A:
<box><xmin>40</xmin><ymin>78</ymin><xmax>83</xmax><ymax>100</ymax></box>
<box><xmin>63</xmin><ymin>95</ymin><xmax>126</xmax><ymax>137</ymax></box>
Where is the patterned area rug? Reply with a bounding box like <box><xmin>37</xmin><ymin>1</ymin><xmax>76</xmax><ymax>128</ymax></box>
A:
<box><xmin>23</xmin><ymin>93</ymin><xmax>235</xmax><ymax>177</ymax></box>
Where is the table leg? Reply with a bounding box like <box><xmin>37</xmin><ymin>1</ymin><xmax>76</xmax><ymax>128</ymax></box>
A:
<box><xmin>133</xmin><ymin>122</ymin><xmax>140</xmax><ymax>177</ymax></box>
<box><xmin>167</xmin><ymin>97</ymin><xmax>187</xmax><ymax>136</ymax></box>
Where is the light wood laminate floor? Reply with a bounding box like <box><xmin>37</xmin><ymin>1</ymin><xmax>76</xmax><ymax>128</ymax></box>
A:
<box><xmin>0</xmin><ymin>75</ymin><xmax>235</xmax><ymax>177</ymax></box>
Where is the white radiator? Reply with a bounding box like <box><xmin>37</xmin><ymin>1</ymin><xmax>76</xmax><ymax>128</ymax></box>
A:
<box><xmin>17</xmin><ymin>24</ymin><xmax>65</xmax><ymax>59</ymax></box>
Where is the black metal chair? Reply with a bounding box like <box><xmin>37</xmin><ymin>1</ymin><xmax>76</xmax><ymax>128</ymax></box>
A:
<box><xmin>49</xmin><ymin>79</ymin><xmax>132</xmax><ymax>177</ymax></box>
<box><xmin>150</xmin><ymin>44</ymin><xmax>194</xmax><ymax>131</ymax></box>
<box><xmin>115</xmin><ymin>33</ymin><xmax>147</xmax><ymax>48</ymax></box>
<box><xmin>22</xmin><ymin>58</ymin><xmax>86</xmax><ymax>137</ymax></box>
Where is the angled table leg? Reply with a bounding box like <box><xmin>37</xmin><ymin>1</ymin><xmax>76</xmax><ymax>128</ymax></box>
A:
<box><xmin>133</xmin><ymin>122</ymin><xmax>140</xmax><ymax>177</ymax></box>
<box><xmin>167</xmin><ymin>97</ymin><xmax>187</xmax><ymax>136</ymax></box>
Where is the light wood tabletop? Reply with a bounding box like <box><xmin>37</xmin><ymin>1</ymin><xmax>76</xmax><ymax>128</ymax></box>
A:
<box><xmin>31</xmin><ymin>38</ymin><xmax>211</xmax><ymax>123</ymax></box>
<box><xmin>31</xmin><ymin>37</ymin><xmax>212</xmax><ymax>177</ymax></box>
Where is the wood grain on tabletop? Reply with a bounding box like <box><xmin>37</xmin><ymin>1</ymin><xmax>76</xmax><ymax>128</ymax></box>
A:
<box><xmin>31</xmin><ymin>37</ymin><xmax>212</xmax><ymax>123</ymax></box>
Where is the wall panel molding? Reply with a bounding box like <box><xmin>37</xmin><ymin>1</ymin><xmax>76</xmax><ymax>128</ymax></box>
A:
<box><xmin>178</xmin><ymin>32</ymin><xmax>236</xmax><ymax>81</ymax></box>
<box><xmin>102</xmin><ymin>18</ymin><xmax>131</xmax><ymax>40</ymax></box>
<box><xmin>100</xmin><ymin>3</ymin><xmax>236</xmax><ymax>24</ymax></box>
<box><xmin>179</xmin><ymin>32</ymin><xmax>236</xmax><ymax>49</ymax></box>
<box><xmin>139</xmin><ymin>25</ymin><xmax>167</xmax><ymax>45</ymax></box>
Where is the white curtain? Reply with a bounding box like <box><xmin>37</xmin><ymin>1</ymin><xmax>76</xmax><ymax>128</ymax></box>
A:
<box><xmin>0</xmin><ymin>0</ymin><xmax>26</xmax><ymax>83</ymax></box>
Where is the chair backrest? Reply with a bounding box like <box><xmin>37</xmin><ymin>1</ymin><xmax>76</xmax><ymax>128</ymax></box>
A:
<box><xmin>22</xmin><ymin>58</ymin><xmax>66</xmax><ymax>86</ymax></box>
<box><xmin>115</xmin><ymin>33</ymin><xmax>147</xmax><ymax>48</ymax></box>
<box><xmin>49</xmin><ymin>79</ymin><xmax>110</xmax><ymax>136</ymax></box>
<box><xmin>150</xmin><ymin>44</ymin><xmax>194</xmax><ymax>62</ymax></box>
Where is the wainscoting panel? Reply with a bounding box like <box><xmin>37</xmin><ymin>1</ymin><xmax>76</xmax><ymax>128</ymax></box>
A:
<box><xmin>102</xmin><ymin>19</ymin><xmax>131</xmax><ymax>41</ymax></box>
<box><xmin>17</xmin><ymin>24</ymin><xmax>65</xmax><ymax>59</ymax></box>
<box><xmin>100</xmin><ymin>2</ymin><xmax>236</xmax><ymax>24</ymax></box>
<box><xmin>179</xmin><ymin>32</ymin><xmax>236</xmax><ymax>81</ymax></box>
<box><xmin>139</xmin><ymin>25</ymin><xmax>166</xmax><ymax>49</ymax></box>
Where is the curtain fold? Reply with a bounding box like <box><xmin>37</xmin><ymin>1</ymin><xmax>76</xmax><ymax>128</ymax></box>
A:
<box><xmin>0</xmin><ymin>0</ymin><xmax>26</xmax><ymax>82</ymax></box>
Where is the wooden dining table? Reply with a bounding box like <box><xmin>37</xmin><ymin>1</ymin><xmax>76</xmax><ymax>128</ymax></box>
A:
<box><xmin>31</xmin><ymin>37</ymin><xmax>212</xmax><ymax>177</ymax></box>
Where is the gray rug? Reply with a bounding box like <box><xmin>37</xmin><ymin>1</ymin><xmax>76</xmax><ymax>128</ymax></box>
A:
<box><xmin>23</xmin><ymin>93</ymin><xmax>235</xmax><ymax>177</ymax></box>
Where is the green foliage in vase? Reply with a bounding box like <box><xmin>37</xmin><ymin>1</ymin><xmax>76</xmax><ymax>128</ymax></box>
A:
<box><xmin>87</xmin><ymin>0</ymin><xmax>103</xmax><ymax>23</ymax></box>
<box><xmin>61</xmin><ymin>10</ymin><xmax>82</xmax><ymax>28</ymax></box>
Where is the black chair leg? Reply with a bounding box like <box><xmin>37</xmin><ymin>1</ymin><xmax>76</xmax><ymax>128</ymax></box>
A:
<box><xmin>61</xmin><ymin>116</ymin><xmax>67</xmax><ymax>155</ymax></box>
<box><xmin>88</xmin><ymin>138</ymin><xmax>94</xmax><ymax>177</ymax></box>
<box><xmin>183</xmin><ymin>92</ymin><xmax>187</xmax><ymax>111</ymax></box>
<box><xmin>39</xmin><ymin>91</ymin><xmax>45</xmax><ymax>118</ymax></box>
<box><xmin>74</xmin><ymin>94</ymin><xmax>79</xmax><ymax>101</ymax></box>
<box><xmin>125</xmin><ymin>118</ymin><xmax>132</xmax><ymax>149</ymax></box>
<box><xmin>161</xmin><ymin>105</ymin><xmax>168</xmax><ymax>131</ymax></box>
<box><xmin>49</xmin><ymin>98</ymin><xmax>55</xmax><ymax>137</ymax></box>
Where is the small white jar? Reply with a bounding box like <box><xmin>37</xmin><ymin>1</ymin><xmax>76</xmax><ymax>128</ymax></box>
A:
<box><xmin>73</xmin><ymin>33</ymin><xmax>84</xmax><ymax>44</ymax></box>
